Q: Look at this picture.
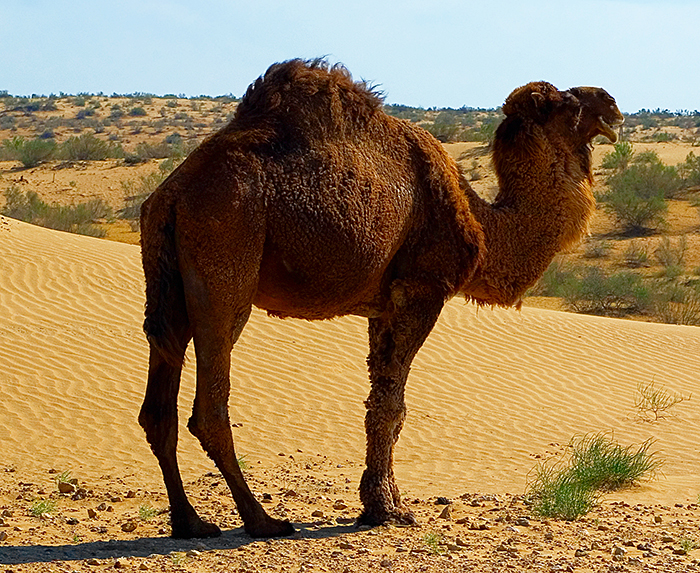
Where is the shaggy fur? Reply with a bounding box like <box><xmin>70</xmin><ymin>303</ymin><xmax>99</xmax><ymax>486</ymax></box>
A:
<box><xmin>138</xmin><ymin>59</ymin><xmax>622</xmax><ymax>539</ymax></box>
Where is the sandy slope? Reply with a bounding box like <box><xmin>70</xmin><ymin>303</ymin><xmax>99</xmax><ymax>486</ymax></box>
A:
<box><xmin>1</xmin><ymin>215</ymin><xmax>700</xmax><ymax>511</ymax></box>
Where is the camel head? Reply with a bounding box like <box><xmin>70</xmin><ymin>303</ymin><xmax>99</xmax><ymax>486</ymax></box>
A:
<box><xmin>567</xmin><ymin>86</ymin><xmax>624</xmax><ymax>144</ymax></box>
<box><xmin>499</xmin><ymin>81</ymin><xmax>623</xmax><ymax>147</ymax></box>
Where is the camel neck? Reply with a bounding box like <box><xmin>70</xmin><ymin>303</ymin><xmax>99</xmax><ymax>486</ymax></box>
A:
<box><xmin>461</xmin><ymin>162</ymin><xmax>594</xmax><ymax>307</ymax></box>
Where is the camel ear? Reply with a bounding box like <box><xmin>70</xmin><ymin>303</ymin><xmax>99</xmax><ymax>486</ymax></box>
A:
<box><xmin>531</xmin><ymin>92</ymin><xmax>545</xmax><ymax>108</ymax></box>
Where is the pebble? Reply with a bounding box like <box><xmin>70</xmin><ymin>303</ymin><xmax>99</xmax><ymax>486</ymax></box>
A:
<box><xmin>311</xmin><ymin>510</ymin><xmax>325</xmax><ymax>518</ymax></box>
<box><xmin>435</xmin><ymin>497</ymin><xmax>451</xmax><ymax>505</ymax></box>
<box><xmin>438</xmin><ymin>505</ymin><xmax>451</xmax><ymax>520</ymax></box>
<box><xmin>86</xmin><ymin>558</ymin><xmax>100</xmax><ymax>566</ymax></box>
<box><xmin>121</xmin><ymin>521</ymin><xmax>137</xmax><ymax>533</ymax></box>
<box><xmin>87</xmin><ymin>508</ymin><xmax>97</xmax><ymax>519</ymax></box>
<box><xmin>0</xmin><ymin>531</ymin><xmax>8</xmax><ymax>541</ymax></box>
<box><xmin>58</xmin><ymin>481</ymin><xmax>76</xmax><ymax>494</ymax></box>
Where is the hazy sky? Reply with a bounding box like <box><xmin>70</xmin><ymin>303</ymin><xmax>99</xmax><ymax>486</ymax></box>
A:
<box><xmin>2</xmin><ymin>0</ymin><xmax>698</xmax><ymax>112</ymax></box>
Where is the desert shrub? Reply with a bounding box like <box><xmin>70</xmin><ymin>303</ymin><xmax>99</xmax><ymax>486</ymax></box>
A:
<box><xmin>653</xmin><ymin>284</ymin><xmax>700</xmax><ymax>326</ymax></box>
<box><xmin>527</xmin><ymin>433</ymin><xmax>660</xmax><ymax>520</ymax></box>
<box><xmin>652</xmin><ymin>132</ymin><xmax>674</xmax><ymax>143</ymax></box>
<box><xmin>118</xmin><ymin>168</ymin><xmax>170</xmax><ymax>230</ymax></box>
<box><xmin>129</xmin><ymin>107</ymin><xmax>147</xmax><ymax>117</ymax></box>
<box><xmin>2</xmin><ymin>186</ymin><xmax>111</xmax><ymax>237</ymax></box>
<box><xmin>18</xmin><ymin>138</ymin><xmax>57</xmax><ymax>167</ymax></box>
<box><xmin>601</xmin><ymin>141</ymin><xmax>633</xmax><ymax>171</ymax></box>
<box><xmin>635</xmin><ymin>380</ymin><xmax>691</xmax><ymax>421</ymax></box>
<box><xmin>601</xmin><ymin>164</ymin><xmax>672</xmax><ymax>234</ymax></box>
<box><xmin>561</xmin><ymin>268</ymin><xmax>651</xmax><ymax>316</ymax></box>
<box><xmin>678</xmin><ymin>152</ymin><xmax>700</xmax><ymax>188</ymax></box>
<box><xmin>528</xmin><ymin>258</ymin><xmax>576</xmax><ymax>297</ymax></box>
<box><xmin>60</xmin><ymin>133</ymin><xmax>110</xmax><ymax>161</ymax></box>
<box><xmin>0</xmin><ymin>115</ymin><xmax>16</xmax><ymax>130</ymax></box>
<box><xmin>654</xmin><ymin>235</ymin><xmax>686</xmax><ymax>273</ymax></box>
<box><xmin>621</xmin><ymin>240</ymin><xmax>650</xmax><ymax>268</ymax></box>
<box><xmin>582</xmin><ymin>240</ymin><xmax>611</xmax><ymax>259</ymax></box>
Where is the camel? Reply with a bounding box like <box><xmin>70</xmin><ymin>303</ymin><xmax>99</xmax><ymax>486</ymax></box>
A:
<box><xmin>138</xmin><ymin>59</ymin><xmax>623</xmax><ymax>539</ymax></box>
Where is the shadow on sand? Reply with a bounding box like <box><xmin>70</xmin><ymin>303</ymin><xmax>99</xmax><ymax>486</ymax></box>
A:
<box><xmin>0</xmin><ymin>522</ymin><xmax>361</xmax><ymax>565</ymax></box>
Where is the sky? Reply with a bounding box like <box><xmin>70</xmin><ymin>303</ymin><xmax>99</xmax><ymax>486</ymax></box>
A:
<box><xmin>1</xmin><ymin>0</ymin><xmax>699</xmax><ymax>113</ymax></box>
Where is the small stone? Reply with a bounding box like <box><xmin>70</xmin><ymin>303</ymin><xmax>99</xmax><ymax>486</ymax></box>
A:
<box><xmin>113</xmin><ymin>558</ymin><xmax>126</xmax><ymax>569</ymax></box>
<box><xmin>661</xmin><ymin>535</ymin><xmax>675</xmax><ymax>543</ymax></box>
<box><xmin>126</xmin><ymin>490</ymin><xmax>136</xmax><ymax>499</ymax></box>
<box><xmin>87</xmin><ymin>508</ymin><xmax>97</xmax><ymax>519</ymax></box>
<box><xmin>597</xmin><ymin>524</ymin><xmax>610</xmax><ymax>531</ymax></box>
<box><xmin>121</xmin><ymin>521</ymin><xmax>137</xmax><ymax>533</ymax></box>
<box><xmin>86</xmin><ymin>558</ymin><xmax>100</xmax><ymax>566</ymax></box>
<box><xmin>311</xmin><ymin>510</ymin><xmax>325</xmax><ymax>518</ymax></box>
<box><xmin>111</xmin><ymin>496</ymin><xmax>123</xmax><ymax>503</ymax></box>
<box><xmin>58</xmin><ymin>481</ymin><xmax>76</xmax><ymax>494</ymax></box>
<box><xmin>339</xmin><ymin>541</ymin><xmax>353</xmax><ymax>550</ymax></box>
<box><xmin>435</xmin><ymin>497</ymin><xmax>451</xmax><ymax>505</ymax></box>
<box><xmin>0</xmin><ymin>531</ymin><xmax>8</xmax><ymax>541</ymax></box>
<box><xmin>138</xmin><ymin>564</ymin><xmax>149</xmax><ymax>571</ymax></box>
<box><xmin>66</xmin><ymin>517</ymin><xmax>79</xmax><ymax>525</ymax></box>
<box><xmin>333</xmin><ymin>501</ymin><xmax>348</xmax><ymax>510</ymax></box>
<box><xmin>446</xmin><ymin>543</ymin><xmax>462</xmax><ymax>552</ymax></box>
<box><xmin>575</xmin><ymin>549</ymin><xmax>588</xmax><ymax>557</ymax></box>
<box><xmin>379</xmin><ymin>559</ymin><xmax>393</xmax><ymax>567</ymax></box>
<box><xmin>654</xmin><ymin>515</ymin><xmax>663</xmax><ymax>523</ymax></box>
<box><xmin>674</xmin><ymin>548</ymin><xmax>688</xmax><ymax>556</ymax></box>
<box><xmin>455</xmin><ymin>537</ymin><xmax>468</xmax><ymax>547</ymax></box>
<box><xmin>544</xmin><ymin>532</ymin><xmax>554</xmax><ymax>541</ymax></box>
<box><xmin>515</xmin><ymin>517</ymin><xmax>530</xmax><ymax>527</ymax></box>
<box><xmin>96</xmin><ymin>502</ymin><xmax>107</xmax><ymax>511</ymax></box>
<box><xmin>438</xmin><ymin>505</ymin><xmax>452</xmax><ymax>520</ymax></box>
<box><xmin>1</xmin><ymin>510</ymin><xmax>12</xmax><ymax>518</ymax></box>
<box><xmin>283</xmin><ymin>489</ymin><xmax>298</xmax><ymax>497</ymax></box>
<box><xmin>612</xmin><ymin>546</ymin><xmax>627</xmax><ymax>557</ymax></box>
<box><xmin>185</xmin><ymin>550</ymin><xmax>201</xmax><ymax>557</ymax></box>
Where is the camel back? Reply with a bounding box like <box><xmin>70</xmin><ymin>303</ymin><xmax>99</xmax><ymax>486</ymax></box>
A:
<box><xmin>230</xmin><ymin>59</ymin><xmax>385</xmax><ymax>149</ymax></box>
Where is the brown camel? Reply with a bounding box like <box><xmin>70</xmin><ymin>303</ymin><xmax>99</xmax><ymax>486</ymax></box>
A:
<box><xmin>138</xmin><ymin>59</ymin><xmax>623</xmax><ymax>539</ymax></box>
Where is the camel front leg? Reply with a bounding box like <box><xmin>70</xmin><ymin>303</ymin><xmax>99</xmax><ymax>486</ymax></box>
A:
<box><xmin>359</xmin><ymin>284</ymin><xmax>444</xmax><ymax>525</ymax></box>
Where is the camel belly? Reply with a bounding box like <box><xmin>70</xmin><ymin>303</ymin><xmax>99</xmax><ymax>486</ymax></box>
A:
<box><xmin>253</xmin><ymin>245</ymin><xmax>389</xmax><ymax>319</ymax></box>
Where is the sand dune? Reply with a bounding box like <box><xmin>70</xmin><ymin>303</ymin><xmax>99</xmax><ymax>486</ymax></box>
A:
<box><xmin>1</xmin><ymin>215</ymin><xmax>699</xmax><ymax>507</ymax></box>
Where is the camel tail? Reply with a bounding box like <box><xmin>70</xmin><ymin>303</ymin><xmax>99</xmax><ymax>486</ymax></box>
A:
<box><xmin>140</xmin><ymin>191</ymin><xmax>189</xmax><ymax>368</ymax></box>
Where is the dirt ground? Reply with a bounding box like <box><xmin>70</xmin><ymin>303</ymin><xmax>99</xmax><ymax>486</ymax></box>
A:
<box><xmin>3</xmin><ymin>453</ymin><xmax>700</xmax><ymax>573</ymax></box>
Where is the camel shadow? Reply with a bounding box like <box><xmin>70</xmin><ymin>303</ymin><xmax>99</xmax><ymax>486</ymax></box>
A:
<box><xmin>0</xmin><ymin>522</ymin><xmax>358</xmax><ymax>565</ymax></box>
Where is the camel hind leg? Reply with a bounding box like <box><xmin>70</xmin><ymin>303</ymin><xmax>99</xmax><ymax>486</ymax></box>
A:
<box><xmin>181</xmin><ymin>249</ymin><xmax>294</xmax><ymax>538</ymax></box>
<box><xmin>359</xmin><ymin>282</ymin><xmax>444</xmax><ymax>525</ymax></box>
<box><xmin>139</xmin><ymin>322</ymin><xmax>221</xmax><ymax>538</ymax></box>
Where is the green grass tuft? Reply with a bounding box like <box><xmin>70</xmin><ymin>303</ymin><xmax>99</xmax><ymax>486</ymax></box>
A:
<box><xmin>527</xmin><ymin>433</ymin><xmax>660</xmax><ymax>521</ymax></box>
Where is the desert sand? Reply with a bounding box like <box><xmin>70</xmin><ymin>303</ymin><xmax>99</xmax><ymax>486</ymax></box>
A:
<box><xmin>2</xmin><ymin>214</ymin><xmax>700</xmax><ymax>572</ymax></box>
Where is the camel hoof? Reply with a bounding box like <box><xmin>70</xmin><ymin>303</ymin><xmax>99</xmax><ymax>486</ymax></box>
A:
<box><xmin>357</xmin><ymin>509</ymin><xmax>417</xmax><ymax>527</ymax></box>
<box><xmin>245</xmin><ymin>517</ymin><xmax>295</xmax><ymax>538</ymax></box>
<box><xmin>171</xmin><ymin>518</ymin><xmax>222</xmax><ymax>539</ymax></box>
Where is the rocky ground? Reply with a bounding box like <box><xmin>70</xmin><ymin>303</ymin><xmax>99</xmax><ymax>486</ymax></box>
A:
<box><xmin>2</xmin><ymin>454</ymin><xmax>700</xmax><ymax>573</ymax></box>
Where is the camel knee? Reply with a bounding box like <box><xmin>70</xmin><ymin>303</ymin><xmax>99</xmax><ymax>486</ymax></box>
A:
<box><xmin>187</xmin><ymin>404</ymin><xmax>230</xmax><ymax>446</ymax></box>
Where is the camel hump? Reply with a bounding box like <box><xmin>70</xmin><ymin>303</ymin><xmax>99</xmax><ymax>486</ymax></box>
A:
<box><xmin>232</xmin><ymin>59</ymin><xmax>384</xmax><ymax>143</ymax></box>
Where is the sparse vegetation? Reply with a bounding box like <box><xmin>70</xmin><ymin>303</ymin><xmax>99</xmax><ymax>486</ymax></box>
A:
<box><xmin>601</xmin><ymin>141</ymin><xmax>634</xmax><ymax>171</ymax></box>
<box><xmin>635</xmin><ymin>380</ymin><xmax>691</xmax><ymax>421</ymax></box>
<box><xmin>561</xmin><ymin>267</ymin><xmax>651</xmax><ymax>316</ymax></box>
<box><xmin>138</xmin><ymin>503</ymin><xmax>158</xmax><ymax>522</ymax></box>
<box><xmin>527</xmin><ymin>433</ymin><xmax>661</xmax><ymax>520</ymax></box>
<box><xmin>29</xmin><ymin>498</ymin><xmax>56</xmax><ymax>517</ymax></box>
<box><xmin>2</xmin><ymin>186</ymin><xmax>112</xmax><ymax>237</ymax></box>
<box><xmin>422</xmin><ymin>531</ymin><xmax>446</xmax><ymax>555</ymax></box>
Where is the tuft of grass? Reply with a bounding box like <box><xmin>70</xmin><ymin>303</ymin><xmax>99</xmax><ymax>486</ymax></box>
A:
<box><xmin>635</xmin><ymin>380</ymin><xmax>691</xmax><ymax>422</ymax></box>
<box><xmin>29</xmin><ymin>498</ymin><xmax>56</xmax><ymax>517</ymax></box>
<box><xmin>138</xmin><ymin>503</ymin><xmax>158</xmax><ymax>522</ymax></box>
<box><xmin>582</xmin><ymin>240</ymin><xmax>611</xmax><ymax>259</ymax></box>
<box><xmin>527</xmin><ymin>433</ymin><xmax>660</xmax><ymax>521</ymax></box>
<box><xmin>422</xmin><ymin>531</ymin><xmax>445</xmax><ymax>555</ymax></box>
<box><xmin>56</xmin><ymin>470</ymin><xmax>72</xmax><ymax>486</ymax></box>
<box><xmin>237</xmin><ymin>455</ymin><xmax>249</xmax><ymax>470</ymax></box>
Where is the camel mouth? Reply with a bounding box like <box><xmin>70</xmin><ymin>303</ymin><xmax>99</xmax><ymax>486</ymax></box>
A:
<box><xmin>597</xmin><ymin>116</ymin><xmax>623</xmax><ymax>143</ymax></box>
